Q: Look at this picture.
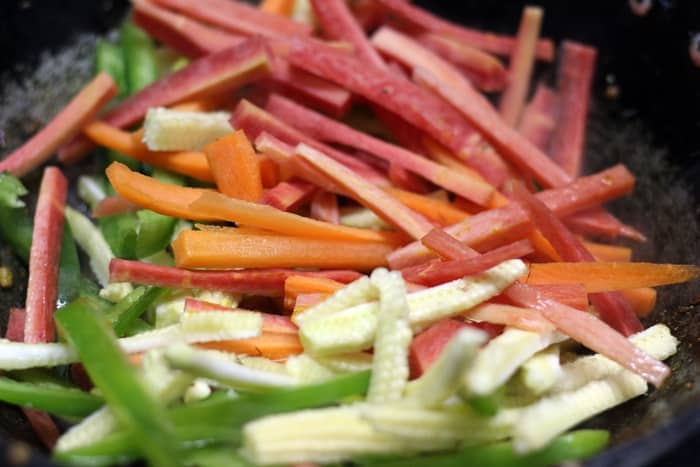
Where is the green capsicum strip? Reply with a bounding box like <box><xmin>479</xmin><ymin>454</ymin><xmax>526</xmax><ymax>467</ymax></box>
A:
<box><xmin>134</xmin><ymin>210</ymin><xmax>177</xmax><ymax>259</ymax></box>
<box><xmin>54</xmin><ymin>371</ymin><xmax>371</xmax><ymax>466</ymax></box>
<box><xmin>55</xmin><ymin>299</ymin><xmax>180</xmax><ymax>467</ymax></box>
<box><xmin>57</xmin><ymin>222</ymin><xmax>81</xmax><ymax>307</ymax></box>
<box><xmin>95</xmin><ymin>39</ymin><xmax>127</xmax><ymax>102</ymax></box>
<box><xmin>0</xmin><ymin>376</ymin><xmax>102</xmax><ymax>418</ymax></box>
<box><xmin>120</xmin><ymin>21</ymin><xmax>160</xmax><ymax>94</ymax></box>
<box><xmin>99</xmin><ymin>213</ymin><xmax>138</xmax><ymax>260</ymax></box>
<box><xmin>105</xmin><ymin>285</ymin><xmax>166</xmax><ymax>337</ymax></box>
<box><xmin>357</xmin><ymin>429</ymin><xmax>610</xmax><ymax>467</ymax></box>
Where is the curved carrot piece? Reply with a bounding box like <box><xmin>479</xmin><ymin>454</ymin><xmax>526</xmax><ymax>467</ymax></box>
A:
<box><xmin>284</xmin><ymin>275</ymin><xmax>345</xmax><ymax>300</ymax></box>
<box><xmin>84</xmin><ymin>122</ymin><xmax>214</xmax><ymax>182</ymax></box>
<box><xmin>385</xmin><ymin>188</ymin><xmax>469</xmax><ymax>226</ymax></box>
<box><xmin>582</xmin><ymin>240</ymin><xmax>632</xmax><ymax>262</ymax></box>
<box><xmin>526</xmin><ymin>262</ymin><xmax>700</xmax><ymax>292</ymax></box>
<box><xmin>621</xmin><ymin>287</ymin><xmax>657</xmax><ymax>318</ymax></box>
<box><xmin>259</xmin><ymin>0</ymin><xmax>295</xmax><ymax>16</ymax></box>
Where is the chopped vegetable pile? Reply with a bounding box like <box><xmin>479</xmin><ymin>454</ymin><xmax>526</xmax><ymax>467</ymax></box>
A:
<box><xmin>0</xmin><ymin>0</ymin><xmax>698</xmax><ymax>466</ymax></box>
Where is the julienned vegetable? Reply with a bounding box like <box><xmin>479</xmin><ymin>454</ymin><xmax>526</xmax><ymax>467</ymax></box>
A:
<box><xmin>0</xmin><ymin>1</ymin><xmax>697</xmax><ymax>466</ymax></box>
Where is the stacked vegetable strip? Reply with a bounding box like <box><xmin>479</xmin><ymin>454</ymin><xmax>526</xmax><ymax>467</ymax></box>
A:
<box><xmin>0</xmin><ymin>1</ymin><xmax>698</xmax><ymax>466</ymax></box>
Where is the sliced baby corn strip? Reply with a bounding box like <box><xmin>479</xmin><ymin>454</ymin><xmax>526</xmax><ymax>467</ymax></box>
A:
<box><xmin>239</xmin><ymin>355</ymin><xmax>289</xmax><ymax>376</ymax></box>
<box><xmin>165</xmin><ymin>344</ymin><xmax>296</xmax><ymax>391</ymax></box>
<box><xmin>181</xmin><ymin>310</ymin><xmax>263</xmax><ymax>342</ymax></box>
<box><xmin>551</xmin><ymin>323</ymin><xmax>678</xmax><ymax>394</ymax></box>
<box><xmin>300</xmin><ymin>260</ymin><xmax>526</xmax><ymax>356</ymax></box>
<box><xmin>242</xmin><ymin>405</ymin><xmax>419</xmax><ymax>466</ymax></box>
<box><xmin>513</xmin><ymin>371</ymin><xmax>648</xmax><ymax>452</ymax></box>
<box><xmin>519</xmin><ymin>345</ymin><xmax>563</xmax><ymax>395</ymax></box>
<box><xmin>55</xmin><ymin>407</ymin><xmax>117</xmax><ymax>452</ymax></box>
<box><xmin>340</xmin><ymin>207</ymin><xmax>392</xmax><ymax>230</ymax></box>
<box><xmin>286</xmin><ymin>353</ymin><xmax>337</xmax><ymax>384</ymax></box>
<box><xmin>142</xmin><ymin>107</ymin><xmax>233</xmax><ymax>151</ymax></box>
<box><xmin>367</xmin><ymin>269</ymin><xmax>412</xmax><ymax>403</ymax></box>
<box><xmin>294</xmin><ymin>275</ymin><xmax>377</xmax><ymax>325</ymax></box>
<box><xmin>466</xmin><ymin>328</ymin><xmax>567</xmax><ymax>396</ymax></box>
<box><xmin>64</xmin><ymin>206</ymin><xmax>114</xmax><ymax>287</ymax></box>
<box><xmin>405</xmin><ymin>327</ymin><xmax>487</xmax><ymax>407</ymax></box>
<box><xmin>316</xmin><ymin>352</ymin><xmax>374</xmax><ymax>374</ymax></box>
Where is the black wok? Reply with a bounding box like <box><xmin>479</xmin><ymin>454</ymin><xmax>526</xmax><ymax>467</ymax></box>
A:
<box><xmin>0</xmin><ymin>0</ymin><xmax>699</xmax><ymax>465</ymax></box>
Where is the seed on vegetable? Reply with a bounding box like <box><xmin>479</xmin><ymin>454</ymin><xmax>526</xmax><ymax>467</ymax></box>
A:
<box><xmin>0</xmin><ymin>266</ymin><xmax>13</xmax><ymax>288</ymax></box>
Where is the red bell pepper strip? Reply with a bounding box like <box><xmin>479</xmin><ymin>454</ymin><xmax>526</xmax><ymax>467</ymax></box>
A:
<box><xmin>409</xmin><ymin>319</ymin><xmax>470</xmax><ymax>378</ymax></box>
<box><xmin>508</xmin><ymin>181</ymin><xmax>643</xmax><ymax>336</ymax></box>
<box><xmin>24</xmin><ymin>167</ymin><xmax>68</xmax><ymax>344</ymax></box>
<box><xmin>498</xmin><ymin>7</ymin><xmax>544</xmax><ymax>126</ymax></box>
<box><xmin>505</xmin><ymin>282</ymin><xmax>668</xmax><ymax>387</ymax></box>
<box><xmin>6</xmin><ymin>308</ymin><xmax>27</xmax><ymax>343</ymax></box>
<box><xmin>416</xmin><ymin>33</ymin><xmax>508</xmax><ymax>92</ymax></box>
<box><xmin>104</xmin><ymin>38</ymin><xmax>270</xmax><ymax>130</ymax></box>
<box><xmin>402</xmin><ymin>239</ymin><xmax>534</xmax><ymax>286</ymax></box>
<box><xmin>565</xmin><ymin>209</ymin><xmax>646</xmax><ymax>242</ymax></box>
<box><xmin>232</xmin><ymin>100</ymin><xmax>388</xmax><ymax>186</ymax></box>
<box><xmin>549</xmin><ymin>41</ymin><xmax>597</xmax><ymax>178</ymax></box>
<box><xmin>132</xmin><ymin>0</ymin><xmax>244</xmax><ymax>58</ymax></box>
<box><xmin>310</xmin><ymin>191</ymin><xmax>340</xmax><ymax>224</ymax></box>
<box><xmin>261</xmin><ymin>179</ymin><xmax>317</xmax><ymax>212</ymax></box>
<box><xmin>0</xmin><ymin>73</ymin><xmax>116</xmax><ymax>177</ymax></box>
<box><xmin>152</xmin><ymin>0</ymin><xmax>311</xmax><ymax>39</ymax></box>
<box><xmin>264</xmin><ymin>94</ymin><xmax>495</xmax><ymax>206</ymax></box>
<box><xmin>109</xmin><ymin>258</ymin><xmax>362</xmax><ymax>297</ymax></box>
<box><xmin>517</xmin><ymin>84</ymin><xmax>558</xmax><ymax>150</ymax></box>
<box><xmin>284</xmin><ymin>38</ymin><xmax>512</xmax><ymax>187</ymax></box>
<box><xmin>525</xmin><ymin>284</ymin><xmax>589</xmax><ymax>311</ymax></box>
<box><xmin>296</xmin><ymin>144</ymin><xmax>434</xmax><ymax>240</ymax></box>
<box><xmin>419</xmin><ymin>227</ymin><xmax>479</xmax><ymax>259</ymax></box>
<box><xmin>387</xmin><ymin>164</ymin><xmax>635</xmax><ymax>269</ymax></box>
<box><xmin>310</xmin><ymin>0</ymin><xmax>386</xmax><ymax>68</ymax></box>
<box><xmin>374</xmin><ymin>0</ymin><xmax>554</xmax><ymax>61</ymax></box>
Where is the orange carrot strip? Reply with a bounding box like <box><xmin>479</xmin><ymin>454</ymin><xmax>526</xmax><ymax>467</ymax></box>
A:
<box><xmin>204</xmin><ymin>130</ymin><xmax>263</xmax><ymax>202</ymax></box>
<box><xmin>259</xmin><ymin>155</ymin><xmax>281</xmax><ymax>188</ymax></box>
<box><xmin>188</xmin><ymin>187</ymin><xmax>405</xmax><ymax>244</ymax></box>
<box><xmin>172</xmin><ymin>230</ymin><xmax>393</xmax><ymax>270</ymax></box>
<box><xmin>621</xmin><ymin>287</ymin><xmax>657</xmax><ymax>318</ymax></box>
<box><xmin>259</xmin><ymin>0</ymin><xmax>295</xmax><ymax>16</ymax></box>
<box><xmin>198</xmin><ymin>333</ymin><xmax>303</xmax><ymax>360</ymax></box>
<box><xmin>84</xmin><ymin>122</ymin><xmax>213</xmax><ymax>182</ymax></box>
<box><xmin>106</xmin><ymin>161</ymin><xmax>216</xmax><ymax>220</ymax></box>
<box><xmin>284</xmin><ymin>275</ymin><xmax>345</xmax><ymax>300</ymax></box>
<box><xmin>526</xmin><ymin>262</ymin><xmax>700</xmax><ymax>292</ymax></box>
<box><xmin>582</xmin><ymin>240</ymin><xmax>632</xmax><ymax>262</ymax></box>
<box><xmin>385</xmin><ymin>187</ymin><xmax>469</xmax><ymax>226</ymax></box>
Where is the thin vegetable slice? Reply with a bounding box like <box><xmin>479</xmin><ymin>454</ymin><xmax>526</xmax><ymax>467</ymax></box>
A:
<box><xmin>0</xmin><ymin>73</ymin><xmax>117</xmax><ymax>177</ymax></box>
<box><xmin>143</xmin><ymin>107</ymin><xmax>233</xmax><ymax>151</ymax></box>
<box><xmin>204</xmin><ymin>130</ymin><xmax>263</xmax><ymax>203</ymax></box>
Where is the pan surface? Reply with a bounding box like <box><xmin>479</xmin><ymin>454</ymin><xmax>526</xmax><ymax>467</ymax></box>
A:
<box><xmin>0</xmin><ymin>0</ymin><xmax>699</xmax><ymax>465</ymax></box>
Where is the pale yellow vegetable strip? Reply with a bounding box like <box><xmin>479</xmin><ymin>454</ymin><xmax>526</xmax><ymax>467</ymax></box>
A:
<box><xmin>295</xmin><ymin>276</ymin><xmax>376</xmax><ymax>325</ymax></box>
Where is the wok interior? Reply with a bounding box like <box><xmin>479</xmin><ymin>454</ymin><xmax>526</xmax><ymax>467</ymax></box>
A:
<box><xmin>0</xmin><ymin>0</ymin><xmax>699</xmax><ymax>463</ymax></box>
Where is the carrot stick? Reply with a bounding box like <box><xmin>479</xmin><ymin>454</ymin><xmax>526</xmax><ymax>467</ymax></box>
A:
<box><xmin>204</xmin><ymin>130</ymin><xmax>263</xmax><ymax>202</ymax></box>
<box><xmin>499</xmin><ymin>7</ymin><xmax>543</xmax><ymax>126</ymax></box>
<box><xmin>0</xmin><ymin>73</ymin><xmax>117</xmax><ymax>177</ymax></box>
<box><xmin>582</xmin><ymin>240</ymin><xmax>632</xmax><ymax>262</ymax></box>
<box><xmin>198</xmin><ymin>333</ymin><xmax>303</xmax><ymax>359</ymax></box>
<box><xmin>84</xmin><ymin>122</ymin><xmax>214</xmax><ymax>182</ymax></box>
<box><xmin>385</xmin><ymin>187</ymin><xmax>469</xmax><ymax>226</ymax></box>
<box><xmin>259</xmin><ymin>155</ymin><xmax>281</xmax><ymax>188</ymax></box>
<box><xmin>526</xmin><ymin>262</ymin><xmax>700</xmax><ymax>292</ymax></box>
<box><xmin>621</xmin><ymin>287</ymin><xmax>657</xmax><ymax>318</ymax></box>
<box><xmin>284</xmin><ymin>275</ymin><xmax>345</xmax><ymax>300</ymax></box>
<box><xmin>172</xmin><ymin>229</ymin><xmax>393</xmax><ymax>270</ymax></box>
<box><xmin>260</xmin><ymin>0</ymin><xmax>295</xmax><ymax>16</ymax></box>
